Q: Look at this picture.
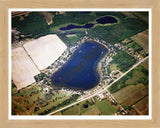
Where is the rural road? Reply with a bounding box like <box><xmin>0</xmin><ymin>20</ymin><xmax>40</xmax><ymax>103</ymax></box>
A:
<box><xmin>47</xmin><ymin>56</ymin><xmax>149</xmax><ymax>115</ymax></box>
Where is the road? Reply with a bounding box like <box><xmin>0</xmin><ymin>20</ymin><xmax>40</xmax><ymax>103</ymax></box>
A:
<box><xmin>47</xmin><ymin>56</ymin><xmax>149</xmax><ymax>115</ymax></box>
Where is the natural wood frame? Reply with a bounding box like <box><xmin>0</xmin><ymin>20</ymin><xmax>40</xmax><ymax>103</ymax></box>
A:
<box><xmin>0</xmin><ymin>0</ymin><xmax>160</xmax><ymax>127</ymax></box>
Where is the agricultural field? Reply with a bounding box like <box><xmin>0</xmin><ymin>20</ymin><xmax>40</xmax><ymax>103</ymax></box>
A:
<box><xmin>12</xmin><ymin>47</ymin><xmax>40</xmax><ymax>90</ymax></box>
<box><xmin>131</xmin><ymin>29</ymin><xmax>148</xmax><ymax>52</ymax></box>
<box><xmin>24</xmin><ymin>34</ymin><xmax>67</xmax><ymax>70</ymax></box>
<box><xmin>82</xmin><ymin>106</ymin><xmax>101</xmax><ymax>115</ymax></box>
<box><xmin>113</xmin><ymin>84</ymin><xmax>148</xmax><ymax>107</ymax></box>
<box><xmin>12</xmin><ymin>84</ymin><xmax>74</xmax><ymax>115</ymax></box>
<box><xmin>95</xmin><ymin>99</ymin><xmax>117</xmax><ymax>115</ymax></box>
<box><xmin>133</xmin><ymin>96</ymin><xmax>148</xmax><ymax>115</ymax></box>
<box><xmin>108</xmin><ymin>63</ymin><xmax>149</xmax><ymax>115</ymax></box>
<box><xmin>60</xmin><ymin>98</ymin><xmax>116</xmax><ymax>115</ymax></box>
<box><xmin>108</xmin><ymin>65</ymin><xmax>148</xmax><ymax>94</ymax></box>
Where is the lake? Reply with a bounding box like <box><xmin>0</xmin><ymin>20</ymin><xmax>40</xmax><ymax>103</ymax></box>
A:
<box><xmin>59</xmin><ymin>23</ymin><xmax>95</xmax><ymax>31</ymax></box>
<box><xmin>96</xmin><ymin>16</ymin><xmax>118</xmax><ymax>24</ymax></box>
<box><xmin>50</xmin><ymin>41</ymin><xmax>108</xmax><ymax>90</ymax></box>
<box><xmin>59</xmin><ymin>16</ymin><xmax>117</xmax><ymax>31</ymax></box>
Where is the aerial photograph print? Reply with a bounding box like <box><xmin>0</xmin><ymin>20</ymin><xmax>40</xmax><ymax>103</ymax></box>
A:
<box><xmin>10</xmin><ymin>10</ymin><xmax>150</xmax><ymax>118</ymax></box>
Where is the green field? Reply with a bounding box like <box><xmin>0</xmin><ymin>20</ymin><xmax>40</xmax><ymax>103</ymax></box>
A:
<box><xmin>61</xmin><ymin>98</ymin><xmax>116</xmax><ymax>115</ymax></box>
<box><xmin>82</xmin><ymin>106</ymin><xmax>101</xmax><ymax>115</ymax></box>
<box><xmin>95</xmin><ymin>99</ymin><xmax>117</xmax><ymax>115</ymax></box>
<box><xmin>108</xmin><ymin>65</ymin><xmax>148</xmax><ymax>94</ymax></box>
<box><xmin>111</xmin><ymin>51</ymin><xmax>136</xmax><ymax>72</ymax></box>
<box><xmin>62</xmin><ymin>105</ymin><xmax>80</xmax><ymax>115</ymax></box>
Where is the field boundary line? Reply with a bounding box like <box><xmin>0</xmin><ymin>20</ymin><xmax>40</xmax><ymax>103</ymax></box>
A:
<box><xmin>22</xmin><ymin>45</ymin><xmax>40</xmax><ymax>72</ymax></box>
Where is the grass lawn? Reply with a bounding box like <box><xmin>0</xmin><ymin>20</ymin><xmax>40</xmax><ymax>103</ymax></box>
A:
<box><xmin>95</xmin><ymin>99</ymin><xmax>117</xmax><ymax>115</ymax></box>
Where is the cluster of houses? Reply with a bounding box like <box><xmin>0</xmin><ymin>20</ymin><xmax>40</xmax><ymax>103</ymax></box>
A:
<box><xmin>114</xmin><ymin>38</ymin><xmax>146</xmax><ymax>61</ymax></box>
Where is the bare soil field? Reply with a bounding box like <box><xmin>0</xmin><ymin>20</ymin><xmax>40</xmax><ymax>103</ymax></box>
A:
<box><xmin>131</xmin><ymin>29</ymin><xmax>148</xmax><ymax>52</ymax></box>
<box><xmin>133</xmin><ymin>96</ymin><xmax>148</xmax><ymax>115</ymax></box>
<box><xmin>128</xmin><ymin>109</ymin><xmax>138</xmax><ymax>115</ymax></box>
<box><xmin>113</xmin><ymin>84</ymin><xmax>148</xmax><ymax>107</ymax></box>
<box><xmin>12</xmin><ymin>47</ymin><xmax>40</xmax><ymax>90</ymax></box>
<box><xmin>24</xmin><ymin>34</ymin><xmax>67</xmax><ymax>70</ymax></box>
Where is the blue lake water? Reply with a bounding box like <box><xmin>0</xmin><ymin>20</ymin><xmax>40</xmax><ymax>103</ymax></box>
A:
<box><xmin>96</xmin><ymin>16</ymin><xmax>118</xmax><ymax>24</ymax></box>
<box><xmin>59</xmin><ymin>23</ymin><xmax>95</xmax><ymax>31</ymax></box>
<box><xmin>50</xmin><ymin>41</ymin><xmax>108</xmax><ymax>90</ymax></box>
<box><xmin>59</xmin><ymin>16</ymin><xmax>117</xmax><ymax>31</ymax></box>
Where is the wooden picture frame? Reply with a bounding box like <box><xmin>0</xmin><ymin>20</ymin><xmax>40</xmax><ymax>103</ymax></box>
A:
<box><xmin>0</xmin><ymin>0</ymin><xmax>160</xmax><ymax>127</ymax></box>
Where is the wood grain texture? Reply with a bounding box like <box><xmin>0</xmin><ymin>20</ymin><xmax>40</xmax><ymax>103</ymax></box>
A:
<box><xmin>0</xmin><ymin>0</ymin><xmax>160</xmax><ymax>127</ymax></box>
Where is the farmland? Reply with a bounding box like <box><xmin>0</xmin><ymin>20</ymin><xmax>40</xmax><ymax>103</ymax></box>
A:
<box><xmin>82</xmin><ymin>106</ymin><xmax>101</xmax><ymax>115</ymax></box>
<box><xmin>108</xmin><ymin>64</ymin><xmax>148</xmax><ymax>94</ymax></box>
<box><xmin>113</xmin><ymin>84</ymin><xmax>148</xmax><ymax>107</ymax></box>
<box><xmin>11</xmin><ymin>11</ymin><xmax>149</xmax><ymax>116</ymax></box>
<box><xmin>12</xmin><ymin>83</ymin><xmax>78</xmax><ymax>115</ymax></box>
<box><xmin>58</xmin><ymin>98</ymin><xmax>116</xmax><ymax>115</ymax></box>
<box><xmin>24</xmin><ymin>34</ymin><xmax>67</xmax><ymax>70</ymax></box>
<box><xmin>133</xmin><ymin>96</ymin><xmax>148</xmax><ymax>115</ymax></box>
<box><xmin>12</xmin><ymin>47</ymin><xmax>40</xmax><ymax>90</ymax></box>
<box><xmin>131</xmin><ymin>29</ymin><xmax>149</xmax><ymax>52</ymax></box>
<box><xmin>95</xmin><ymin>99</ymin><xmax>117</xmax><ymax>115</ymax></box>
<box><xmin>108</xmin><ymin>59</ymin><xmax>149</xmax><ymax>114</ymax></box>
